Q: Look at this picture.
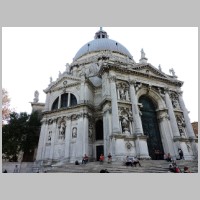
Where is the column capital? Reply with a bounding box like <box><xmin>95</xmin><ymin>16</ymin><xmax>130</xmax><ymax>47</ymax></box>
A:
<box><xmin>163</xmin><ymin>87</ymin><xmax>170</xmax><ymax>93</ymax></box>
<box><xmin>129</xmin><ymin>79</ymin><xmax>136</xmax><ymax>86</ymax></box>
<box><xmin>108</xmin><ymin>75</ymin><xmax>116</xmax><ymax>82</ymax></box>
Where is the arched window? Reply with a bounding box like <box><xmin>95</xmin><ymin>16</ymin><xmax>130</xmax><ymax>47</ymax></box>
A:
<box><xmin>52</xmin><ymin>97</ymin><xmax>59</xmax><ymax>110</ymax></box>
<box><xmin>61</xmin><ymin>93</ymin><xmax>68</xmax><ymax>108</ymax></box>
<box><xmin>51</xmin><ymin>93</ymin><xmax>78</xmax><ymax>111</ymax></box>
<box><xmin>70</xmin><ymin>94</ymin><xmax>77</xmax><ymax>106</ymax></box>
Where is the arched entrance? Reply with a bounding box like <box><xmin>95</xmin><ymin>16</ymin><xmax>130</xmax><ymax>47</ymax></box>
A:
<box><xmin>95</xmin><ymin>120</ymin><xmax>104</xmax><ymax>161</ymax></box>
<box><xmin>139</xmin><ymin>96</ymin><xmax>164</xmax><ymax>160</ymax></box>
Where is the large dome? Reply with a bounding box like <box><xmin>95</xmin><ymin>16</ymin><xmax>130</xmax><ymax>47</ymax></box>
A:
<box><xmin>73</xmin><ymin>28</ymin><xmax>133</xmax><ymax>61</ymax></box>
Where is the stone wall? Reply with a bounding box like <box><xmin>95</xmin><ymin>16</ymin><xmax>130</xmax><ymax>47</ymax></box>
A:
<box><xmin>2</xmin><ymin>162</ymin><xmax>34</xmax><ymax>173</ymax></box>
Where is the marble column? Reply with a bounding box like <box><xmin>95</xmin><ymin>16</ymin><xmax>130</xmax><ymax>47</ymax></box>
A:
<box><xmin>64</xmin><ymin>117</ymin><xmax>71</xmax><ymax>161</ymax></box>
<box><xmin>178</xmin><ymin>91</ymin><xmax>198</xmax><ymax>159</ymax></box>
<box><xmin>129</xmin><ymin>80</ymin><xmax>143</xmax><ymax>135</ymax></box>
<box><xmin>103</xmin><ymin>110</ymin><xmax>110</xmax><ymax>159</ymax></box>
<box><xmin>80</xmin><ymin>74</ymin><xmax>85</xmax><ymax>102</ymax></box>
<box><xmin>178</xmin><ymin>91</ymin><xmax>195</xmax><ymax>138</ymax></box>
<box><xmin>158</xmin><ymin>112</ymin><xmax>177</xmax><ymax>159</ymax></box>
<box><xmin>49</xmin><ymin>119</ymin><xmax>57</xmax><ymax>160</ymax></box>
<box><xmin>164</xmin><ymin>89</ymin><xmax>180</xmax><ymax>137</ymax></box>
<box><xmin>109</xmin><ymin>75</ymin><xmax>121</xmax><ymax>134</ymax></box>
<box><xmin>83</xmin><ymin>114</ymin><xmax>89</xmax><ymax>155</ymax></box>
<box><xmin>36</xmin><ymin>120</ymin><xmax>47</xmax><ymax>161</ymax></box>
<box><xmin>58</xmin><ymin>95</ymin><xmax>61</xmax><ymax>109</ymax></box>
<box><xmin>67</xmin><ymin>93</ymin><xmax>71</xmax><ymax>107</ymax></box>
<box><xmin>44</xmin><ymin>93</ymin><xmax>50</xmax><ymax>111</ymax></box>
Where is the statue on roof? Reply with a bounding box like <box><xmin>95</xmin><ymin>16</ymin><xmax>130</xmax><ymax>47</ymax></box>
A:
<box><xmin>158</xmin><ymin>64</ymin><xmax>162</xmax><ymax>71</ymax></box>
<box><xmin>33</xmin><ymin>90</ymin><xmax>39</xmax><ymax>103</ymax></box>
<box><xmin>50</xmin><ymin>76</ymin><xmax>52</xmax><ymax>83</ymax></box>
<box><xmin>65</xmin><ymin>63</ymin><xmax>70</xmax><ymax>74</ymax></box>
<box><xmin>141</xmin><ymin>48</ymin><xmax>145</xmax><ymax>58</ymax></box>
<box><xmin>169</xmin><ymin>68</ymin><xmax>176</xmax><ymax>76</ymax></box>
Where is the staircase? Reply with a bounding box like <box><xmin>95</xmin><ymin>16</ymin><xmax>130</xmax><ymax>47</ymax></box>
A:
<box><xmin>41</xmin><ymin>160</ymin><xmax>198</xmax><ymax>173</ymax></box>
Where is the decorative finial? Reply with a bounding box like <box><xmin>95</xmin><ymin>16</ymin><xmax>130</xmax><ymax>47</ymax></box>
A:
<box><xmin>100</xmin><ymin>27</ymin><xmax>103</xmax><ymax>31</ymax></box>
<box><xmin>50</xmin><ymin>76</ymin><xmax>52</xmax><ymax>83</ymax></box>
<box><xmin>59</xmin><ymin>71</ymin><xmax>61</xmax><ymax>77</ymax></box>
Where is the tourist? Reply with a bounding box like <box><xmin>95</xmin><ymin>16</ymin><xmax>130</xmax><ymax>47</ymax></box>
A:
<box><xmin>132</xmin><ymin>156</ymin><xmax>142</xmax><ymax>167</ymax></box>
<box><xmin>82</xmin><ymin>154</ymin><xmax>89</xmax><ymax>164</ymax></box>
<box><xmin>13</xmin><ymin>165</ymin><xmax>19</xmax><ymax>173</ymax></box>
<box><xmin>3</xmin><ymin>169</ymin><xmax>7</xmax><ymax>173</ymax></box>
<box><xmin>125</xmin><ymin>156</ymin><xmax>133</xmax><ymax>166</ymax></box>
<box><xmin>165</xmin><ymin>153</ymin><xmax>172</xmax><ymax>162</ymax></box>
<box><xmin>75</xmin><ymin>160</ymin><xmax>80</xmax><ymax>165</ymax></box>
<box><xmin>107</xmin><ymin>153</ymin><xmax>112</xmax><ymax>163</ymax></box>
<box><xmin>99</xmin><ymin>154</ymin><xmax>104</xmax><ymax>162</ymax></box>
<box><xmin>183</xmin><ymin>166</ymin><xmax>191</xmax><ymax>173</ymax></box>
<box><xmin>178</xmin><ymin>148</ymin><xmax>184</xmax><ymax>160</ymax></box>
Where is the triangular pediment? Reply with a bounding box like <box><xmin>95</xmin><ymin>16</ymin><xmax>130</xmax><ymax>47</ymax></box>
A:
<box><xmin>133</xmin><ymin>64</ymin><xmax>169</xmax><ymax>79</ymax></box>
<box><xmin>44</xmin><ymin>75</ymin><xmax>81</xmax><ymax>93</ymax></box>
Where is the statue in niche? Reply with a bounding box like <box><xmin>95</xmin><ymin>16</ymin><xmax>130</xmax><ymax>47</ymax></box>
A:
<box><xmin>58</xmin><ymin>121</ymin><xmax>66</xmax><ymax>140</ymax></box>
<box><xmin>33</xmin><ymin>90</ymin><xmax>39</xmax><ymax>103</ymax></box>
<box><xmin>88</xmin><ymin>124</ymin><xmax>93</xmax><ymax>140</ymax></box>
<box><xmin>121</xmin><ymin>114</ymin><xmax>130</xmax><ymax>134</ymax></box>
<box><xmin>176</xmin><ymin>116</ymin><xmax>185</xmax><ymax>137</ymax></box>
<box><xmin>172</xmin><ymin>98</ymin><xmax>180</xmax><ymax>109</ymax></box>
<box><xmin>119</xmin><ymin>89</ymin><xmax>126</xmax><ymax>100</ymax></box>
<box><xmin>72</xmin><ymin>127</ymin><xmax>77</xmax><ymax>138</ymax></box>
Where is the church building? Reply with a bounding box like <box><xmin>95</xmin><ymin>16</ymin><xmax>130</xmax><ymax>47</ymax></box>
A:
<box><xmin>33</xmin><ymin>28</ymin><xmax>198</xmax><ymax>165</ymax></box>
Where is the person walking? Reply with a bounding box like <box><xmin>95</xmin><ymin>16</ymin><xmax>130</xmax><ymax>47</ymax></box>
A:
<box><xmin>178</xmin><ymin>148</ymin><xmax>184</xmax><ymax>160</ymax></box>
<box><xmin>107</xmin><ymin>153</ymin><xmax>112</xmax><ymax>163</ymax></box>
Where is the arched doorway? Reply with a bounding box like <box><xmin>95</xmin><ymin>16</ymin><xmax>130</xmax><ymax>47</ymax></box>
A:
<box><xmin>139</xmin><ymin>96</ymin><xmax>164</xmax><ymax>160</ymax></box>
<box><xmin>95</xmin><ymin>120</ymin><xmax>104</xmax><ymax>160</ymax></box>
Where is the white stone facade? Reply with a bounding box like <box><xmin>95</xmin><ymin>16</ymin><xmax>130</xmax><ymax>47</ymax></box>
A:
<box><xmin>35</xmin><ymin>28</ymin><xmax>198</xmax><ymax>165</ymax></box>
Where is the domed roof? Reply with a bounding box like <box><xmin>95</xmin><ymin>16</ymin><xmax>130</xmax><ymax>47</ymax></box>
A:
<box><xmin>73</xmin><ymin>28</ymin><xmax>133</xmax><ymax>61</ymax></box>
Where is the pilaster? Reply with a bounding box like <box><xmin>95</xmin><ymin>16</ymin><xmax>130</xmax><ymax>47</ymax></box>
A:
<box><xmin>109</xmin><ymin>75</ymin><xmax>121</xmax><ymax>134</ymax></box>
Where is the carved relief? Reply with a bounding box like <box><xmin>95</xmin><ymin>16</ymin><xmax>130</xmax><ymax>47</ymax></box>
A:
<box><xmin>119</xmin><ymin>107</ymin><xmax>132</xmax><ymax>135</ymax></box>
<box><xmin>125</xmin><ymin>141</ymin><xmax>132</xmax><ymax>150</ymax></box>
<box><xmin>72</xmin><ymin>127</ymin><xmax>77</xmax><ymax>138</ymax></box>
<box><xmin>170</xmin><ymin>92</ymin><xmax>180</xmax><ymax>109</ymax></box>
<box><xmin>58</xmin><ymin>121</ymin><xmax>66</xmax><ymax>141</ymax></box>
<box><xmin>116</xmin><ymin>82</ymin><xmax>130</xmax><ymax>101</ymax></box>
<box><xmin>88</xmin><ymin>123</ymin><xmax>94</xmax><ymax>142</ymax></box>
<box><xmin>176</xmin><ymin>115</ymin><xmax>186</xmax><ymax>137</ymax></box>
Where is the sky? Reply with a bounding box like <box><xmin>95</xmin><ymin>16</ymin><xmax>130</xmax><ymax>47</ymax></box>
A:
<box><xmin>2</xmin><ymin>27</ymin><xmax>198</xmax><ymax>122</ymax></box>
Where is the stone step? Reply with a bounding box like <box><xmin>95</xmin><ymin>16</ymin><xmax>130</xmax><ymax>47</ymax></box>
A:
<box><xmin>39</xmin><ymin>160</ymin><xmax>198</xmax><ymax>173</ymax></box>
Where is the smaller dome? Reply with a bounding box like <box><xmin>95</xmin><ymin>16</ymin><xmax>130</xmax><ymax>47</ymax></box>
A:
<box><xmin>73</xmin><ymin>28</ymin><xmax>133</xmax><ymax>61</ymax></box>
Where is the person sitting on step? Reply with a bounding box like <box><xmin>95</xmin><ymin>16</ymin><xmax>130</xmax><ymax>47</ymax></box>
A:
<box><xmin>99</xmin><ymin>154</ymin><xmax>104</xmax><ymax>163</ymax></box>
<box><xmin>125</xmin><ymin>156</ymin><xmax>133</xmax><ymax>166</ymax></box>
<box><xmin>132</xmin><ymin>156</ymin><xmax>142</xmax><ymax>167</ymax></box>
<box><xmin>165</xmin><ymin>153</ymin><xmax>172</xmax><ymax>162</ymax></box>
<box><xmin>82</xmin><ymin>154</ymin><xmax>89</xmax><ymax>164</ymax></box>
